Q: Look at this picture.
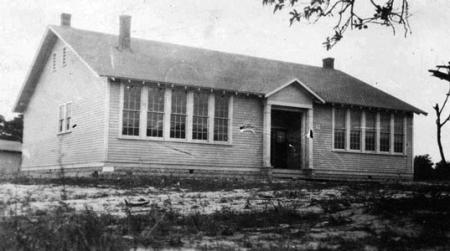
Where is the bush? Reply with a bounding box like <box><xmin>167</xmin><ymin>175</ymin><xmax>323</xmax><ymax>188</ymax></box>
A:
<box><xmin>434</xmin><ymin>161</ymin><xmax>450</xmax><ymax>180</ymax></box>
<box><xmin>414</xmin><ymin>155</ymin><xmax>434</xmax><ymax>181</ymax></box>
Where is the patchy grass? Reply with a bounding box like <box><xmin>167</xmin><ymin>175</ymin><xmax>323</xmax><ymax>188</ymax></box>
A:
<box><xmin>1</xmin><ymin>177</ymin><xmax>450</xmax><ymax>250</ymax></box>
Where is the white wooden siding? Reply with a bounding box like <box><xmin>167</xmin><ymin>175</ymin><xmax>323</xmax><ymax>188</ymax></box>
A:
<box><xmin>21</xmin><ymin>39</ymin><xmax>106</xmax><ymax>169</ymax></box>
<box><xmin>106</xmin><ymin>82</ymin><xmax>263</xmax><ymax>169</ymax></box>
<box><xmin>313</xmin><ymin>104</ymin><xmax>413</xmax><ymax>177</ymax></box>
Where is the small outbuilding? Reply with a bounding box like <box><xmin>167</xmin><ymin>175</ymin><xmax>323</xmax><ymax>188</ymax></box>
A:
<box><xmin>0</xmin><ymin>139</ymin><xmax>21</xmax><ymax>176</ymax></box>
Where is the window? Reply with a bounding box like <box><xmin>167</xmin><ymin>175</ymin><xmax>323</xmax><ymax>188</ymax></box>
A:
<box><xmin>365</xmin><ymin>111</ymin><xmax>376</xmax><ymax>151</ymax></box>
<box><xmin>147</xmin><ymin>87</ymin><xmax>164</xmax><ymax>137</ymax></box>
<box><xmin>122</xmin><ymin>84</ymin><xmax>141</xmax><ymax>136</ymax></box>
<box><xmin>119</xmin><ymin>83</ymin><xmax>234</xmax><ymax>143</ymax></box>
<box><xmin>170</xmin><ymin>89</ymin><xmax>187</xmax><ymax>139</ymax></box>
<box><xmin>58</xmin><ymin>105</ymin><xmax>64</xmax><ymax>133</ymax></box>
<box><xmin>193</xmin><ymin>92</ymin><xmax>209</xmax><ymax>140</ymax></box>
<box><xmin>334</xmin><ymin>108</ymin><xmax>346</xmax><ymax>149</ymax></box>
<box><xmin>350</xmin><ymin>110</ymin><xmax>361</xmax><ymax>150</ymax></box>
<box><xmin>394</xmin><ymin>115</ymin><xmax>404</xmax><ymax>153</ymax></box>
<box><xmin>52</xmin><ymin>53</ymin><xmax>56</xmax><ymax>71</ymax></box>
<box><xmin>214</xmin><ymin>94</ymin><xmax>229</xmax><ymax>141</ymax></box>
<box><xmin>333</xmin><ymin>108</ymin><xmax>407</xmax><ymax>155</ymax></box>
<box><xmin>58</xmin><ymin>102</ymin><xmax>71</xmax><ymax>133</ymax></box>
<box><xmin>62</xmin><ymin>47</ymin><xmax>67</xmax><ymax>67</ymax></box>
<box><xmin>380</xmin><ymin>112</ymin><xmax>391</xmax><ymax>152</ymax></box>
<box><xmin>65</xmin><ymin>103</ymin><xmax>71</xmax><ymax>131</ymax></box>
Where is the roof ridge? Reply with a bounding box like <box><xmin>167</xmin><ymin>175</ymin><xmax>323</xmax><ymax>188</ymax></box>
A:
<box><xmin>49</xmin><ymin>25</ymin><xmax>324</xmax><ymax>71</ymax></box>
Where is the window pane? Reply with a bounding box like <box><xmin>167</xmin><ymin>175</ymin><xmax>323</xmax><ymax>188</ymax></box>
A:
<box><xmin>394</xmin><ymin>115</ymin><xmax>404</xmax><ymax>153</ymax></box>
<box><xmin>65</xmin><ymin>103</ymin><xmax>71</xmax><ymax>131</ymax></box>
<box><xmin>193</xmin><ymin>92</ymin><xmax>209</xmax><ymax>140</ymax></box>
<box><xmin>58</xmin><ymin>105</ymin><xmax>64</xmax><ymax>132</ymax></box>
<box><xmin>214</xmin><ymin>94</ymin><xmax>229</xmax><ymax>141</ymax></box>
<box><xmin>365</xmin><ymin>111</ymin><xmax>376</xmax><ymax>151</ymax></box>
<box><xmin>122</xmin><ymin>84</ymin><xmax>141</xmax><ymax>136</ymax></box>
<box><xmin>334</xmin><ymin>108</ymin><xmax>346</xmax><ymax>149</ymax></box>
<box><xmin>350</xmin><ymin>110</ymin><xmax>361</xmax><ymax>150</ymax></box>
<box><xmin>170</xmin><ymin>89</ymin><xmax>187</xmax><ymax>139</ymax></box>
<box><xmin>147</xmin><ymin>87</ymin><xmax>165</xmax><ymax>137</ymax></box>
<box><xmin>380</xmin><ymin>112</ymin><xmax>391</xmax><ymax>152</ymax></box>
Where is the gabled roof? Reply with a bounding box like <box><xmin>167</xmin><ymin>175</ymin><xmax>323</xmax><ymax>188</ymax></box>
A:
<box><xmin>14</xmin><ymin>25</ymin><xmax>427</xmax><ymax>115</ymax></box>
<box><xmin>0</xmin><ymin>139</ymin><xmax>21</xmax><ymax>153</ymax></box>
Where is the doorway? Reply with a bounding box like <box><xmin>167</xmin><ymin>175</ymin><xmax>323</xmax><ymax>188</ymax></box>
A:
<box><xmin>270</xmin><ymin>108</ymin><xmax>303</xmax><ymax>169</ymax></box>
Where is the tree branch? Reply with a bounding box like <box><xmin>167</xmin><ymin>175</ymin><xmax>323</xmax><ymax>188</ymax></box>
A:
<box><xmin>263</xmin><ymin>0</ymin><xmax>411</xmax><ymax>50</ymax></box>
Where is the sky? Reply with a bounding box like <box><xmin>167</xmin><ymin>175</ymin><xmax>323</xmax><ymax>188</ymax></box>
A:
<box><xmin>0</xmin><ymin>0</ymin><xmax>449</xmax><ymax>162</ymax></box>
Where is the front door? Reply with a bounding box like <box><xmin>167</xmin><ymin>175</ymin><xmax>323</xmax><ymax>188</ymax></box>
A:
<box><xmin>270</xmin><ymin>109</ymin><xmax>303</xmax><ymax>169</ymax></box>
<box><xmin>271</xmin><ymin>128</ymin><xmax>288</xmax><ymax>169</ymax></box>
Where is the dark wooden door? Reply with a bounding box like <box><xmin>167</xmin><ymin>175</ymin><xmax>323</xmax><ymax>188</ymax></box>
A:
<box><xmin>271</xmin><ymin>128</ymin><xmax>288</xmax><ymax>169</ymax></box>
<box><xmin>286</xmin><ymin>126</ymin><xmax>302</xmax><ymax>169</ymax></box>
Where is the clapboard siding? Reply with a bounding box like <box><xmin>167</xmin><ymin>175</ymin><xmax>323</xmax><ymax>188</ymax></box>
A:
<box><xmin>312</xmin><ymin>104</ymin><xmax>413</xmax><ymax>178</ymax></box>
<box><xmin>106</xmin><ymin>82</ymin><xmax>264</xmax><ymax>169</ymax></box>
<box><xmin>21</xmin><ymin>39</ymin><xmax>106</xmax><ymax>169</ymax></box>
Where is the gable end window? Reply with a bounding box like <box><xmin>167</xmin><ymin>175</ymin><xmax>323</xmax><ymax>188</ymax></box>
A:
<box><xmin>122</xmin><ymin>84</ymin><xmax>141</xmax><ymax>136</ymax></box>
<box><xmin>334</xmin><ymin>108</ymin><xmax>346</xmax><ymax>149</ymax></box>
<box><xmin>58</xmin><ymin>105</ymin><xmax>64</xmax><ymax>132</ymax></box>
<box><xmin>193</xmin><ymin>92</ymin><xmax>209</xmax><ymax>140</ymax></box>
<box><xmin>58</xmin><ymin>102</ymin><xmax>72</xmax><ymax>134</ymax></box>
<box><xmin>170</xmin><ymin>89</ymin><xmax>187</xmax><ymax>139</ymax></box>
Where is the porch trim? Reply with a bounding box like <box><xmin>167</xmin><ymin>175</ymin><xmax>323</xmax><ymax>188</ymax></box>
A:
<box><xmin>268</xmin><ymin>100</ymin><xmax>312</xmax><ymax>109</ymax></box>
<box><xmin>265</xmin><ymin>78</ymin><xmax>326</xmax><ymax>104</ymax></box>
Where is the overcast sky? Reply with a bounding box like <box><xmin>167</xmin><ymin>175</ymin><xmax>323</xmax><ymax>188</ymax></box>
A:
<box><xmin>0</xmin><ymin>0</ymin><xmax>449</xmax><ymax>161</ymax></box>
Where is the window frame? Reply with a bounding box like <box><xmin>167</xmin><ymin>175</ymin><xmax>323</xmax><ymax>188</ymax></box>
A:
<box><xmin>213</xmin><ymin>94</ymin><xmax>231</xmax><ymax>142</ymax></box>
<box><xmin>393</xmin><ymin>114</ymin><xmax>405</xmax><ymax>154</ymax></box>
<box><xmin>332</xmin><ymin>106</ymin><xmax>407</xmax><ymax>156</ymax></box>
<box><xmin>146</xmin><ymin>86</ymin><xmax>165</xmax><ymax>138</ymax></box>
<box><xmin>118</xmin><ymin>81</ymin><xmax>233</xmax><ymax>145</ymax></box>
<box><xmin>121</xmin><ymin>83</ymin><xmax>142</xmax><ymax>137</ymax></box>
<box><xmin>332</xmin><ymin>107</ymin><xmax>347</xmax><ymax>150</ymax></box>
<box><xmin>379</xmin><ymin>112</ymin><xmax>391</xmax><ymax>152</ymax></box>
<box><xmin>349</xmin><ymin>109</ymin><xmax>362</xmax><ymax>151</ymax></box>
<box><xmin>170</xmin><ymin>88</ymin><xmax>188</xmax><ymax>139</ymax></box>
<box><xmin>192</xmin><ymin>91</ymin><xmax>210</xmax><ymax>142</ymax></box>
<box><xmin>364</xmin><ymin>110</ymin><xmax>377</xmax><ymax>152</ymax></box>
<box><xmin>57</xmin><ymin>102</ymin><xmax>72</xmax><ymax>135</ymax></box>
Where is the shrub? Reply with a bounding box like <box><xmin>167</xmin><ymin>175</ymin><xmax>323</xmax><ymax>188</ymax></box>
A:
<box><xmin>414</xmin><ymin>155</ymin><xmax>434</xmax><ymax>181</ymax></box>
<box><xmin>434</xmin><ymin>161</ymin><xmax>450</xmax><ymax>180</ymax></box>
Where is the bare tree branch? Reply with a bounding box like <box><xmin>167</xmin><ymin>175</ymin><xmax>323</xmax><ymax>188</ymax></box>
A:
<box><xmin>263</xmin><ymin>0</ymin><xmax>411</xmax><ymax>50</ymax></box>
<box><xmin>430</xmin><ymin>63</ymin><xmax>450</xmax><ymax>163</ymax></box>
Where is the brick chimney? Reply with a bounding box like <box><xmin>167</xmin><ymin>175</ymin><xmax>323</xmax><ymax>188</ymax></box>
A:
<box><xmin>322</xmin><ymin>57</ymin><xmax>334</xmax><ymax>69</ymax></box>
<box><xmin>61</xmin><ymin>13</ymin><xmax>71</xmax><ymax>27</ymax></box>
<box><xmin>118</xmin><ymin>15</ymin><xmax>131</xmax><ymax>50</ymax></box>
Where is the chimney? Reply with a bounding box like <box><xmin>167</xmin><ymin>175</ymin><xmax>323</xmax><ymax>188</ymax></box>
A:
<box><xmin>61</xmin><ymin>13</ymin><xmax>71</xmax><ymax>27</ymax></box>
<box><xmin>118</xmin><ymin>15</ymin><xmax>131</xmax><ymax>50</ymax></box>
<box><xmin>322</xmin><ymin>57</ymin><xmax>334</xmax><ymax>69</ymax></box>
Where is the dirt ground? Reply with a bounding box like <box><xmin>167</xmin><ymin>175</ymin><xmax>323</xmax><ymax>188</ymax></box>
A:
<box><xmin>1</xmin><ymin>177</ymin><xmax>450</xmax><ymax>250</ymax></box>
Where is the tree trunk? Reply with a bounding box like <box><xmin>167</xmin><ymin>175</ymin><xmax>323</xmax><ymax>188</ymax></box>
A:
<box><xmin>435</xmin><ymin>107</ymin><xmax>447</xmax><ymax>164</ymax></box>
